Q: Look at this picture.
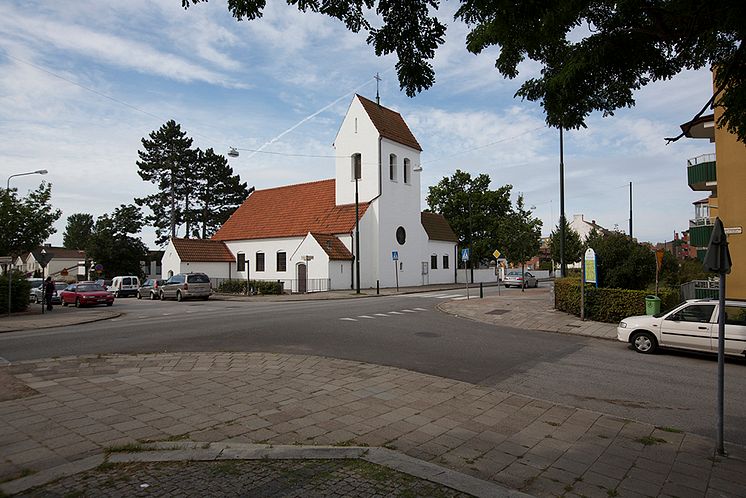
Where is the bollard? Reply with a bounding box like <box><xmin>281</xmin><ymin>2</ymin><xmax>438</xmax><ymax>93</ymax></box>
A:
<box><xmin>479</xmin><ymin>282</ymin><xmax>483</xmax><ymax>299</ymax></box>
<box><xmin>376</xmin><ymin>280</ymin><xmax>380</xmax><ymax>295</ymax></box>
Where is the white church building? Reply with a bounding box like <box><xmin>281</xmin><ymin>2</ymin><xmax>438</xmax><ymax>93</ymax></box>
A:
<box><xmin>162</xmin><ymin>94</ymin><xmax>458</xmax><ymax>291</ymax></box>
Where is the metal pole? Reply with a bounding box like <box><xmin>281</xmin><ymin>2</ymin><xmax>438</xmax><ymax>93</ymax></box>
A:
<box><xmin>559</xmin><ymin>127</ymin><xmax>566</xmax><ymax>278</ymax></box>
<box><xmin>6</xmin><ymin>176</ymin><xmax>12</xmax><ymax>318</ymax></box>
<box><xmin>355</xmin><ymin>175</ymin><xmax>360</xmax><ymax>294</ymax></box>
<box><xmin>479</xmin><ymin>282</ymin><xmax>483</xmax><ymax>299</ymax></box>
<box><xmin>468</xmin><ymin>192</ymin><xmax>473</xmax><ymax>284</ymax></box>
<box><xmin>580</xmin><ymin>258</ymin><xmax>585</xmax><ymax>321</ymax></box>
<box><xmin>629</xmin><ymin>181</ymin><xmax>633</xmax><ymax>238</ymax></box>
<box><xmin>716</xmin><ymin>273</ymin><xmax>726</xmax><ymax>455</ymax></box>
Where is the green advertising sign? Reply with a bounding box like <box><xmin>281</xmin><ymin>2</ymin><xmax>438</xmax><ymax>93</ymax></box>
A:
<box><xmin>584</xmin><ymin>248</ymin><xmax>597</xmax><ymax>286</ymax></box>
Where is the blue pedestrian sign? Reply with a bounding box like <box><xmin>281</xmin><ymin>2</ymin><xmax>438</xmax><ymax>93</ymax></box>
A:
<box><xmin>392</xmin><ymin>251</ymin><xmax>399</xmax><ymax>261</ymax></box>
<box><xmin>461</xmin><ymin>248</ymin><xmax>469</xmax><ymax>261</ymax></box>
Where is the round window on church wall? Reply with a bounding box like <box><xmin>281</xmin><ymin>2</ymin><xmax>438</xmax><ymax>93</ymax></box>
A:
<box><xmin>396</xmin><ymin>226</ymin><xmax>406</xmax><ymax>245</ymax></box>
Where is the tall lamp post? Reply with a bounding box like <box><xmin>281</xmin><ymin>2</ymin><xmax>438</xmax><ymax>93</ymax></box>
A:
<box><xmin>354</xmin><ymin>156</ymin><xmax>361</xmax><ymax>294</ymax></box>
<box><xmin>6</xmin><ymin>169</ymin><xmax>48</xmax><ymax>317</ymax></box>
<box><xmin>559</xmin><ymin>128</ymin><xmax>567</xmax><ymax>278</ymax></box>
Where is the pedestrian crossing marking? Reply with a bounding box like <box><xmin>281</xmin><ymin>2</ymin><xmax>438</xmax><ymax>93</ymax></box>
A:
<box><xmin>374</xmin><ymin>313</ymin><xmax>389</xmax><ymax>317</ymax></box>
<box><xmin>357</xmin><ymin>315</ymin><xmax>375</xmax><ymax>319</ymax></box>
<box><xmin>401</xmin><ymin>309</ymin><xmax>416</xmax><ymax>313</ymax></box>
<box><xmin>339</xmin><ymin>317</ymin><xmax>358</xmax><ymax>321</ymax></box>
<box><xmin>414</xmin><ymin>308</ymin><xmax>427</xmax><ymax>311</ymax></box>
<box><xmin>388</xmin><ymin>311</ymin><xmax>404</xmax><ymax>315</ymax></box>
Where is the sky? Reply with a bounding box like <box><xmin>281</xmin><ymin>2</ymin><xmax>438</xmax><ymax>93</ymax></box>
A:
<box><xmin>1</xmin><ymin>0</ymin><xmax>716</xmax><ymax>249</ymax></box>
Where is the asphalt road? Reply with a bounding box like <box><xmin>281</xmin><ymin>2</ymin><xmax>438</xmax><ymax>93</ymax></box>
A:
<box><xmin>2</xmin><ymin>290</ymin><xmax>745</xmax><ymax>445</ymax></box>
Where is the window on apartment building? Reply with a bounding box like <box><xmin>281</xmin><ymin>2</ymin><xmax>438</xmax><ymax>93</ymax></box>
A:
<box><xmin>256</xmin><ymin>252</ymin><xmax>265</xmax><ymax>272</ymax></box>
<box><xmin>403</xmin><ymin>158</ymin><xmax>411</xmax><ymax>184</ymax></box>
<box><xmin>351</xmin><ymin>153</ymin><xmax>362</xmax><ymax>181</ymax></box>
<box><xmin>389</xmin><ymin>154</ymin><xmax>397</xmax><ymax>181</ymax></box>
<box><xmin>443</xmin><ymin>255</ymin><xmax>449</xmax><ymax>269</ymax></box>
<box><xmin>277</xmin><ymin>251</ymin><xmax>287</xmax><ymax>272</ymax></box>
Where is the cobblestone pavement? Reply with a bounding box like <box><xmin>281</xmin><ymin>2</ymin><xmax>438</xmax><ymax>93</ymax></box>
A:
<box><xmin>16</xmin><ymin>459</ymin><xmax>471</xmax><ymax>498</ymax></box>
<box><xmin>1</xmin><ymin>352</ymin><xmax>744</xmax><ymax>497</ymax></box>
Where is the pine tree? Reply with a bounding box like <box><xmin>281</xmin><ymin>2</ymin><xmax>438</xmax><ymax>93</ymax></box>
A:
<box><xmin>63</xmin><ymin>213</ymin><xmax>94</xmax><ymax>249</ymax></box>
<box><xmin>135</xmin><ymin>120</ymin><xmax>196</xmax><ymax>245</ymax></box>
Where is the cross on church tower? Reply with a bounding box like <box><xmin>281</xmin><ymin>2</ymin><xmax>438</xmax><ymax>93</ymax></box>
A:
<box><xmin>374</xmin><ymin>72</ymin><xmax>382</xmax><ymax>105</ymax></box>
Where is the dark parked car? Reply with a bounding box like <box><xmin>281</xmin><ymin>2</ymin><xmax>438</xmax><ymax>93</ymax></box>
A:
<box><xmin>160</xmin><ymin>273</ymin><xmax>212</xmax><ymax>301</ymax></box>
<box><xmin>60</xmin><ymin>282</ymin><xmax>115</xmax><ymax>308</ymax></box>
<box><xmin>138</xmin><ymin>279</ymin><xmax>166</xmax><ymax>300</ymax></box>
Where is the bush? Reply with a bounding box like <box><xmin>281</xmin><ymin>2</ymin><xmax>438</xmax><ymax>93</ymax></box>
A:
<box><xmin>0</xmin><ymin>272</ymin><xmax>31</xmax><ymax>314</ymax></box>
<box><xmin>554</xmin><ymin>278</ymin><xmax>680</xmax><ymax>323</ymax></box>
<box><xmin>216</xmin><ymin>279</ymin><xmax>284</xmax><ymax>295</ymax></box>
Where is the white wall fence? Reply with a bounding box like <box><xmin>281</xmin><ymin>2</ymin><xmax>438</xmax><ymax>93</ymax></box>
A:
<box><xmin>455</xmin><ymin>269</ymin><xmax>551</xmax><ymax>284</ymax></box>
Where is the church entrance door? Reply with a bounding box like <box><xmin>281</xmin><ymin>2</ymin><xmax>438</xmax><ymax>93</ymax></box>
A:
<box><xmin>297</xmin><ymin>263</ymin><xmax>307</xmax><ymax>293</ymax></box>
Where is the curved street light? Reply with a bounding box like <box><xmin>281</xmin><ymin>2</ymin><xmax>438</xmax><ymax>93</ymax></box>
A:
<box><xmin>6</xmin><ymin>169</ymin><xmax>48</xmax><ymax>317</ymax></box>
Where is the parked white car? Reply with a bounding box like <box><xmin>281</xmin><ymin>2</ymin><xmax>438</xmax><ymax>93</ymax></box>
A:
<box><xmin>617</xmin><ymin>299</ymin><xmax>746</xmax><ymax>356</ymax></box>
<box><xmin>108</xmin><ymin>276</ymin><xmax>140</xmax><ymax>298</ymax></box>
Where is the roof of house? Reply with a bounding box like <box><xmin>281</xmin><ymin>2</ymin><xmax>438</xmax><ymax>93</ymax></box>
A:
<box><xmin>32</xmin><ymin>247</ymin><xmax>86</xmax><ymax>260</ymax></box>
<box><xmin>421</xmin><ymin>212</ymin><xmax>458</xmax><ymax>242</ymax></box>
<box><xmin>311</xmin><ymin>233</ymin><xmax>353</xmax><ymax>260</ymax></box>
<box><xmin>212</xmin><ymin>179</ymin><xmax>370</xmax><ymax>241</ymax></box>
<box><xmin>171</xmin><ymin>238</ymin><xmax>234</xmax><ymax>262</ymax></box>
<box><xmin>357</xmin><ymin>94</ymin><xmax>422</xmax><ymax>151</ymax></box>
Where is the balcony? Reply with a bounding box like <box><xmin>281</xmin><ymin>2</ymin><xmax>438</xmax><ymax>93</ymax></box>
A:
<box><xmin>687</xmin><ymin>153</ymin><xmax>716</xmax><ymax>191</ymax></box>
<box><xmin>689</xmin><ymin>223</ymin><xmax>714</xmax><ymax>248</ymax></box>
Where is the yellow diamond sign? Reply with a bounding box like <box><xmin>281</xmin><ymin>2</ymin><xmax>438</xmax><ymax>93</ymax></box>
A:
<box><xmin>493</xmin><ymin>249</ymin><xmax>501</xmax><ymax>259</ymax></box>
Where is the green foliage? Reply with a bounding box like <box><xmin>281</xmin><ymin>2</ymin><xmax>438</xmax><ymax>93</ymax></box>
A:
<box><xmin>426</xmin><ymin>169</ymin><xmax>513</xmax><ymax>266</ymax></box>
<box><xmin>63</xmin><ymin>213</ymin><xmax>94</xmax><ymax>250</ymax></box>
<box><xmin>136</xmin><ymin>122</ymin><xmax>249</xmax><ymax>244</ymax></box>
<box><xmin>86</xmin><ymin>205</ymin><xmax>148</xmax><ymax>279</ymax></box>
<box><xmin>554</xmin><ymin>278</ymin><xmax>680</xmax><ymax>323</ymax></box>
<box><xmin>0</xmin><ymin>182</ymin><xmax>62</xmax><ymax>257</ymax></box>
<box><xmin>0</xmin><ymin>271</ymin><xmax>31</xmax><ymax>313</ymax></box>
<box><xmin>549</xmin><ymin>218</ymin><xmax>583</xmax><ymax>265</ymax></box>
<box><xmin>217</xmin><ymin>279</ymin><xmax>284</xmax><ymax>295</ymax></box>
<box><xmin>677</xmin><ymin>257</ymin><xmax>716</xmax><ymax>284</ymax></box>
<box><xmin>500</xmin><ymin>195</ymin><xmax>542</xmax><ymax>270</ymax></box>
<box><xmin>585</xmin><ymin>229</ymin><xmax>655</xmax><ymax>290</ymax></box>
<box><xmin>189</xmin><ymin>0</ymin><xmax>746</xmax><ymax>142</ymax></box>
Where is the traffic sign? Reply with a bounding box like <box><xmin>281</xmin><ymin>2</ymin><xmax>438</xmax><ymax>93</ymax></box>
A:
<box><xmin>584</xmin><ymin>248</ymin><xmax>597</xmax><ymax>285</ymax></box>
<box><xmin>95</xmin><ymin>264</ymin><xmax>103</xmax><ymax>271</ymax></box>
<box><xmin>492</xmin><ymin>249</ymin><xmax>501</xmax><ymax>259</ymax></box>
<box><xmin>461</xmin><ymin>248</ymin><xmax>469</xmax><ymax>262</ymax></box>
<box><xmin>60</xmin><ymin>268</ymin><xmax>69</xmax><ymax>277</ymax></box>
<box><xmin>392</xmin><ymin>251</ymin><xmax>399</xmax><ymax>261</ymax></box>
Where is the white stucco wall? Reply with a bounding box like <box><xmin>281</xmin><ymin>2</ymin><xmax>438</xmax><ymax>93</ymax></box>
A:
<box><xmin>426</xmin><ymin>240</ymin><xmax>457</xmax><ymax>285</ymax></box>
<box><xmin>177</xmin><ymin>261</ymin><xmax>233</xmax><ymax>279</ymax></box>
<box><xmin>161</xmin><ymin>240</ymin><xmax>182</xmax><ymax>279</ymax></box>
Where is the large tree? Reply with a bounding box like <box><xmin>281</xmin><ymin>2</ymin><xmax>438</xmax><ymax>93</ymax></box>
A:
<box><xmin>87</xmin><ymin>205</ymin><xmax>148</xmax><ymax>279</ymax></box>
<box><xmin>585</xmin><ymin>229</ymin><xmax>656</xmax><ymax>290</ymax></box>
<box><xmin>189</xmin><ymin>148</ymin><xmax>250</xmax><ymax>239</ymax></box>
<box><xmin>426</xmin><ymin>169</ymin><xmax>512</xmax><ymax>267</ymax></box>
<box><xmin>136</xmin><ymin>120</ymin><xmax>196</xmax><ymax>245</ymax></box>
<box><xmin>183</xmin><ymin>0</ymin><xmax>746</xmax><ymax>141</ymax></box>
<box><xmin>549</xmin><ymin>218</ymin><xmax>584</xmax><ymax>267</ymax></box>
<box><xmin>63</xmin><ymin>213</ymin><xmax>94</xmax><ymax>250</ymax></box>
<box><xmin>0</xmin><ymin>182</ymin><xmax>61</xmax><ymax>257</ymax></box>
<box><xmin>501</xmin><ymin>195</ymin><xmax>543</xmax><ymax>290</ymax></box>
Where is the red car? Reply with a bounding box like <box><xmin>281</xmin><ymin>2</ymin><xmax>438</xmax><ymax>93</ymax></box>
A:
<box><xmin>60</xmin><ymin>282</ymin><xmax>115</xmax><ymax>308</ymax></box>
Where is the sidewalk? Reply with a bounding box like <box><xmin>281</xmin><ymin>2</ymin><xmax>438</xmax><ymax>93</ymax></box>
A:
<box><xmin>1</xmin><ymin>352</ymin><xmax>743</xmax><ymax>497</ymax></box>
<box><xmin>0</xmin><ymin>306</ymin><xmax>121</xmax><ymax>334</ymax></box>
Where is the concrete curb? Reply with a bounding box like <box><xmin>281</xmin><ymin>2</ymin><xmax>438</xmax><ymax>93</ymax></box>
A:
<box><xmin>1</xmin><ymin>442</ymin><xmax>530</xmax><ymax>498</ymax></box>
<box><xmin>0</xmin><ymin>311</ymin><xmax>122</xmax><ymax>334</ymax></box>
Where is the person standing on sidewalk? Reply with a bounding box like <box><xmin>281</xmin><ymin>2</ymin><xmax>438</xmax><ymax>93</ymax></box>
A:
<box><xmin>44</xmin><ymin>277</ymin><xmax>55</xmax><ymax>311</ymax></box>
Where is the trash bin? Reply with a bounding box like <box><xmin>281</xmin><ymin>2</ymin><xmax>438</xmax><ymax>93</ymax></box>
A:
<box><xmin>645</xmin><ymin>295</ymin><xmax>661</xmax><ymax>315</ymax></box>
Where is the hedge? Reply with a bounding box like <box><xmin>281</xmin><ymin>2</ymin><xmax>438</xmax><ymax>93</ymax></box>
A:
<box><xmin>554</xmin><ymin>278</ymin><xmax>681</xmax><ymax>323</ymax></box>
<box><xmin>0</xmin><ymin>273</ymin><xmax>31</xmax><ymax>314</ymax></box>
<box><xmin>217</xmin><ymin>279</ymin><xmax>284</xmax><ymax>295</ymax></box>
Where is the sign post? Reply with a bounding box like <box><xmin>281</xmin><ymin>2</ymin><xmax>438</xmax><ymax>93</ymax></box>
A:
<box><xmin>655</xmin><ymin>249</ymin><xmax>664</xmax><ymax>296</ymax></box>
<box><xmin>582</xmin><ymin>248</ymin><xmax>597</xmax><ymax>321</ymax></box>
<box><xmin>493</xmin><ymin>249</ymin><xmax>502</xmax><ymax>296</ymax></box>
<box><xmin>461</xmin><ymin>248</ymin><xmax>470</xmax><ymax>299</ymax></box>
<box><xmin>392</xmin><ymin>251</ymin><xmax>399</xmax><ymax>292</ymax></box>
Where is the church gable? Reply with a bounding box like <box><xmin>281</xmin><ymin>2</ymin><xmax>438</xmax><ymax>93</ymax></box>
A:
<box><xmin>356</xmin><ymin>95</ymin><xmax>422</xmax><ymax>151</ymax></box>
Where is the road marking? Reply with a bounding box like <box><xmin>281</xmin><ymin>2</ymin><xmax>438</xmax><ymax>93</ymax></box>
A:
<box><xmin>414</xmin><ymin>308</ymin><xmax>428</xmax><ymax>311</ymax></box>
<box><xmin>401</xmin><ymin>309</ymin><xmax>416</xmax><ymax>313</ymax></box>
<box><xmin>110</xmin><ymin>318</ymin><xmax>120</xmax><ymax>322</ymax></box>
<box><xmin>374</xmin><ymin>313</ymin><xmax>389</xmax><ymax>317</ymax></box>
<box><xmin>388</xmin><ymin>311</ymin><xmax>404</xmax><ymax>315</ymax></box>
<box><xmin>339</xmin><ymin>317</ymin><xmax>357</xmax><ymax>321</ymax></box>
<box><xmin>0</xmin><ymin>356</ymin><xmax>10</xmax><ymax>366</ymax></box>
<box><xmin>453</xmin><ymin>296</ymin><xmax>469</xmax><ymax>301</ymax></box>
<box><xmin>162</xmin><ymin>313</ymin><xmax>171</xmax><ymax>316</ymax></box>
<box><xmin>357</xmin><ymin>315</ymin><xmax>375</xmax><ymax>319</ymax></box>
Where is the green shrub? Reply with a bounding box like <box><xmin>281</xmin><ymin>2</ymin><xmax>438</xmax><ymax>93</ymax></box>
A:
<box><xmin>554</xmin><ymin>278</ymin><xmax>680</xmax><ymax>323</ymax></box>
<box><xmin>216</xmin><ymin>279</ymin><xmax>284</xmax><ymax>295</ymax></box>
<box><xmin>0</xmin><ymin>272</ymin><xmax>31</xmax><ymax>313</ymax></box>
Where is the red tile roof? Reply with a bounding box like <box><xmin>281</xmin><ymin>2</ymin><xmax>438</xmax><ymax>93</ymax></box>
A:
<box><xmin>172</xmin><ymin>238</ymin><xmax>234</xmax><ymax>262</ymax></box>
<box><xmin>311</xmin><ymin>233</ymin><xmax>353</xmax><ymax>260</ymax></box>
<box><xmin>33</xmin><ymin>247</ymin><xmax>86</xmax><ymax>259</ymax></box>
<box><xmin>357</xmin><ymin>95</ymin><xmax>422</xmax><ymax>151</ymax></box>
<box><xmin>421</xmin><ymin>212</ymin><xmax>458</xmax><ymax>242</ymax></box>
<box><xmin>212</xmin><ymin>179</ymin><xmax>370</xmax><ymax>241</ymax></box>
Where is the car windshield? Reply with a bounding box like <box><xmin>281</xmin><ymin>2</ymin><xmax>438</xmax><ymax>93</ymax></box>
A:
<box><xmin>54</xmin><ymin>282</ymin><xmax>68</xmax><ymax>290</ymax></box>
<box><xmin>77</xmin><ymin>284</ymin><xmax>105</xmax><ymax>292</ymax></box>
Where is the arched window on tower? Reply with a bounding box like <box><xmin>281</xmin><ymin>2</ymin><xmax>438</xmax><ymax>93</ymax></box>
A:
<box><xmin>389</xmin><ymin>154</ymin><xmax>398</xmax><ymax>181</ymax></box>
<box><xmin>351</xmin><ymin>153</ymin><xmax>362</xmax><ymax>181</ymax></box>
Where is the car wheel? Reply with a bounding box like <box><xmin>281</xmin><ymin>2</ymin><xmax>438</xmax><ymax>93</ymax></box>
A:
<box><xmin>106</xmin><ymin>302</ymin><xmax>113</xmax><ymax>307</ymax></box>
<box><xmin>631</xmin><ymin>331</ymin><xmax>658</xmax><ymax>354</ymax></box>
<box><xmin>137</xmin><ymin>291</ymin><xmax>142</xmax><ymax>300</ymax></box>
<box><xmin>150</xmin><ymin>291</ymin><xmax>156</xmax><ymax>301</ymax></box>
<box><xmin>202</xmin><ymin>296</ymin><xmax>209</xmax><ymax>301</ymax></box>
<box><xmin>62</xmin><ymin>300</ymin><xmax>68</xmax><ymax>307</ymax></box>
<box><xmin>75</xmin><ymin>298</ymin><xmax>81</xmax><ymax>308</ymax></box>
<box><xmin>176</xmin><ymin>291</ymin><xmax>183</xmax><ymax>302</ymax></box>
<box><xmin>159</xmin><ymin>291</ymin><xmax>165</xmax><ymax>301</ymax></box>
<box><xmin>30</xmin><ymin>295</ymin><xmax>36</xmax><ymax>304</ymax></box>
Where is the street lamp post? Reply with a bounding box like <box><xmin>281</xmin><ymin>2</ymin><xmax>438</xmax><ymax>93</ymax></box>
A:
<box><xmin>5</xmin><ymin>169</ymin><xmax>48</xmax><ymax>317</ymax></box>
<box><xmin>559</xmin><ymin>128</ymin><xmax>567</xmax><ymax>278</ymax></box>
<box><xmin>354</xmin><ymin>161</ymin><xmax>361</xmax><ymax>294</ymax></box>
